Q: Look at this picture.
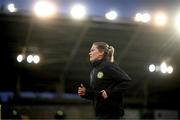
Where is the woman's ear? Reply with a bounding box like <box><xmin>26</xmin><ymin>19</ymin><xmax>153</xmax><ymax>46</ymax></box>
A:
<box><xmin>99</xmin><ymin>51</ymin><xmax>104</xmax><ymax>57</ymax></box>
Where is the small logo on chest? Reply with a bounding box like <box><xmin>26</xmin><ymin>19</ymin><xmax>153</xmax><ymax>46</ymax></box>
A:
<box><xmin>97</xmin><ymin>71</ymin><xmax>104</xmax><ymax>79</ymax></box>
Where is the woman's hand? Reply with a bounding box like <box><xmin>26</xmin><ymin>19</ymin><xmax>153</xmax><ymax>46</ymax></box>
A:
<box><xmin>78</xmin><ymin>83</ymin><xmax>86</xmax><ymax>96</ymax></box>
<box><xmin>101</xmin><ymin>90</ymin><xmax>108</xmax><ymax>99</ymax></box>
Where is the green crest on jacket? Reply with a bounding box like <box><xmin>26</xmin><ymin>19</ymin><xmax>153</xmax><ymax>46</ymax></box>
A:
<box><xmin>97</xmin><ymin>71</ymin><xmax>104</xmax><ymax>79</ymax></box>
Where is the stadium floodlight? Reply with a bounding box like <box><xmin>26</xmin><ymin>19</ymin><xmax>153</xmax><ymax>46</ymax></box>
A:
<box><xmin>27</xmin><ymin>55</ymin><xmax>33</xmax><ymax>63</ymax></box>
<box><xmin>160</xmin><ymin>62</ymin><xmax>167</xmax><ymax>74</ymax></box>
<box><xmin>154</xmin><ymin>12</ymin><xmax>168</xmax><ymax>27</ymax></box>
<box><xmin>17</xmin><ymin>54</ymin><xmax>24</xmax><ymax>63</ymax></box>
<box><xmin>33</xmin><ymin>55</ymin><xmax>40</xmax><ymax>64</ymax></box>
<box><xmin>141</xmin><ymin>13</ymin><xmax>151</xmax><ymax>23</ymax></box>
<box><xmin>167</xmin><ymin>66</ymin><xmax>173</xmax><ymax>74</ymax></box>
<box><xmin>149</xmin><ymin>64</ymin><xmax>156</xmax><ymax>72</ymax></box>
<box><xmin>34</xmin><ymin>0</ymin><xmax>57</xmax><ymax>18</ymax></box>
<box><xmin>70</xmin><ymin>4</ymin><xmax>86</xmax><ymax>20</ymax></box>
<box><xmin>134</xmin><ymin>12</ymin><xmax>151</xmax><ymax>23</ymax></box>
<box><xmin>7</xmin><ymin>3</ymin><xmax>17</xmax><ymax>12</ymax></box>
<box><xmin>134</xmin><ymin>13</ymin><xmax>142</xmax><ymax>22</ymax></box>
<box><xmin>149</xmin><ymin>62</ymin><xmax>173</xmax><ymax>74</ymax></box>
<box><xmin>105</xmin><ymin>10</ymin><xmax>118</xmax><ymax>20</ymax></box>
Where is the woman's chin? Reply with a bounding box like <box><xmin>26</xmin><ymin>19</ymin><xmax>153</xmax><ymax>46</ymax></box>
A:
<box><xmin>90</xmin><ymin>59</ymin><xmax>95</xmax><ymax>62</ymax></box>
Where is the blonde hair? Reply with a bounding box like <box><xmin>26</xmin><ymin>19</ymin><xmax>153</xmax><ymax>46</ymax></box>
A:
<box><xmin>108</xmin><ymin>46</ymin><xmax>114</xmax><ymax>63</ymax></box>
<box><xmin>93</xmin><ymin>42</ymin><xmax>115</xmax><ymax>63</ymax></box>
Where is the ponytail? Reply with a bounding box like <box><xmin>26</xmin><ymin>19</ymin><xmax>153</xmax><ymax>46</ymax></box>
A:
<box><xmin>108</xmin><ymin>46</ymin><xmax>114</xmax><ymax>63</ymax></box>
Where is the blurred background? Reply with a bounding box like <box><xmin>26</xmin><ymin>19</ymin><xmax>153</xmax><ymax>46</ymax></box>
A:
<box><xmin>0</xmin><ymin>0</ymin><xmax>180</xmax><ymax>119</ymax></box>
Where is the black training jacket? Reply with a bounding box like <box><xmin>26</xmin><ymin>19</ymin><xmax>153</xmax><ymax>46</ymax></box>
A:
<box><xmin>82</xmin><ymin>58</ymin><xmax>131</xmax><ymax>116</ymax></box>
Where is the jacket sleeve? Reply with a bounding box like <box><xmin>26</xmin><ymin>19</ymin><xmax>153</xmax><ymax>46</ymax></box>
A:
<box><xmin>105</xmin><ymin>65</ymin><xmax>131</xmax><ymax>97</ymax></box>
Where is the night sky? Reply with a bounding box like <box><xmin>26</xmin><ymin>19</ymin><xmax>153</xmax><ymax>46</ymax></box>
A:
<box><xmin>1</xmin><ymin>0</ymin><xmax>180</xmax><ymax>18</ymax></box>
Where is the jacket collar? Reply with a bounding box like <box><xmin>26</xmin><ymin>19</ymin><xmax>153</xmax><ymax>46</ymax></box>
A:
<box><xmin>91</xmin><ymin>57</ymin><xmax>109</xmax><ymax>68</ymax></box>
